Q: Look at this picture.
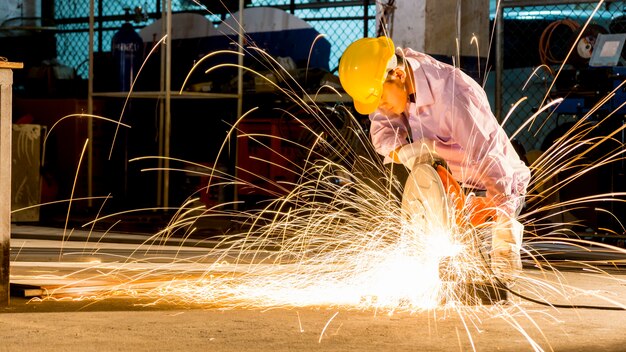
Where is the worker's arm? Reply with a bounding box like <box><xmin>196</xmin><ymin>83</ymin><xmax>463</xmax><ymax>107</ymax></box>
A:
<box><xmin>445</xmin><ymin>71</ymin><xmax>530</xmax><ymax>217</ymax></box>
<box><xmin>369</xmin><ymin>110</ymin><xmax>409</xmax><ymax>163</ymax></box>
<box><xmin>442</xmin><ymin>74</ymin><xmax>526</xmax><ymax>279</ymax></box>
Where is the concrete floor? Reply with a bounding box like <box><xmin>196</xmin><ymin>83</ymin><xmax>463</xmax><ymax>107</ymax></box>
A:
<box><xmin>2</xmin><ymin>285</ymin><xmax>626</xmax><ymax>352</ymax></box>
<box><xmin>3</xmin><ymin>224</ymin><xmax>626</xmax><ymax>351</ymax></box>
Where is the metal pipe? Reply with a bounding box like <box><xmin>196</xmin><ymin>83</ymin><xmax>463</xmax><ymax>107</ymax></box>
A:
<box><xmin>495</xmin><ymin>0</ymin><xmax>504</xmax><ymax>122</ymax></box>
<box><xmin>235</xmin><ymin>0</ymin><xmax>244</xmax><ymax>209</ymax></box>
<box><xmin>88</xmin><ymin>0</ymin><xmax>95</xmax><ymax>207</ymax></box>
<box><xmin>363</xmin><ymin>0</ymin><xmax>369</xmax><ymax>37</ymax></box>
<box><xmin>97</xmin><ymin>0</ymin><xmax>103</xmax><ymax>52</ymax></box>
<box><xmin>164</xmin><ymin>0</ymin><xmax>172</xmax><ymax>208</ymax></box>
<box><xmin>55</xmin><ymin>0</ymin><xmax>370</xmax><ymax>24</ymax></box>
<box><xmin>502</xmin><ymin>0</ymin><xmax>598</xmax><ymax>7</ymax></box>
<box><xmin>156</xmin><ymin>0</ymin><xmax>166</xmax><ymax>207</ymax></box>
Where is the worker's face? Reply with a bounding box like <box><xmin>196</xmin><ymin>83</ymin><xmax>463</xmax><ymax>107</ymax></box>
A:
<box><xmin>379</xmin><ymin>68</ymin><xmax>408</xmax><ymax>115</ymax></box>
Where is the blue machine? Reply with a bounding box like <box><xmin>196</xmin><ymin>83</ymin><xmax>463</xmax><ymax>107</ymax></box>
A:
<box><xmin>552</xmin><ymin>66</ymin><xmax>626</xmax><ymax>116</ymax></box>
<box><xmin>543</xmin><ymin>33</ymin><xmax>626</xmax><ymax>236</ymax></box>
<box><xmin>136</xmin><ymin>8</ymin><xmax>332</xmax><ymax>93</ymax></box>
<box><xmin>209</xmin><ymin>7</ymin><xmax>331</xmax><ymax>71</ymax></box>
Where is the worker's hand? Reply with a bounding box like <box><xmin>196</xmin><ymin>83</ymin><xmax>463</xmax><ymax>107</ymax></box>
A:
<box><xmin>395</xmin><ymin>140</ymin><xmax>438</xmax><ymax>170</ymax></box>
<box><xmin>491</xmin><ymin>215</ymin><xmax>524</xmax><ymax>283</ymax></box>
<box><xmin>389</xmin><ymin>145</ymin><xmax>403</xmax><ymax>163</ymax></box>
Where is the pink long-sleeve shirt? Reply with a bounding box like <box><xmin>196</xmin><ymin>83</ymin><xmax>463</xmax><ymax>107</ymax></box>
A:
<box><xmin>370</xmin><ymin>48</ymin><xmax>531</xmax><ymax>216</ymax></box>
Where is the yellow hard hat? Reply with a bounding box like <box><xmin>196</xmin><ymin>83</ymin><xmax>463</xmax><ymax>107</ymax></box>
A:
<box><xmin>339</xmin><ymin>36</ymin><xmax>396</xmax><ymax>115</ymax></box>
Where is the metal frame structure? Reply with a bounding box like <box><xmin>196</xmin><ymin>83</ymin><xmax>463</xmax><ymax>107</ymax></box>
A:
<box><xmin>502</xmin><ymin>0</ymin><xmax>604</xmax><ymax>6</ymax></box>
<box><xmin>82</xmin><ymin>0</ymin><xmax>371</xmax><ymax>209</ymax></box>
<box><xmin>86</xmin><ymin>0</ymin><xmax>244</xmax><ymax>208</ymax></box>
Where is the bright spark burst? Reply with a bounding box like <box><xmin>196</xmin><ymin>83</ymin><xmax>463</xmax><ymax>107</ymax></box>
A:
<box><xmin>12</xmin><ymin>1</ymin><xmax>626</xmax><ymax>351</ymax></box>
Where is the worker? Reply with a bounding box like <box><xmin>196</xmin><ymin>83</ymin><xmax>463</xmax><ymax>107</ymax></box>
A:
<box><xmin>338</xmin><ymin>36</ymin><xmax>531</xmax><ymax>279</ymax></box>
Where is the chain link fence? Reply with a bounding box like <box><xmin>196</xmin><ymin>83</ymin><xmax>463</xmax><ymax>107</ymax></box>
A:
<box><xmin>54</xmin><ymin>0</ymin><xmax>375</xmax><ymax>79</ymax></box>
<box><xmin>498</xmin><ymin>1</ymin><xmax>626</xmax><ymax>236</ymax></box>
<box><xmin>51</xmin><ymin>1</ymin><xmax>626</xmax><ymax>231</ymax></box>
<box><xmin>498</xmin><ymin>1</ymin><xmax>626</xmax><ymax>153</ymax></box>
<box><xmin>52</xmin><ymin>0</ymin><xmax>626</xmax><ymax>156</ymax></box>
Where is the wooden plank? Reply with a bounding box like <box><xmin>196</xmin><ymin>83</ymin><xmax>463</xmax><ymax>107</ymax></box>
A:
<box><xmin>0</xmin><ymin>68</ymin><xmax>12</xmax><ymax>305</ymax></box>
<box><xmin>9</xmin><ymin>283</ymin><xmax>44</xmax><ymax>298</ymax></box>
<box><xmin>0</xmin><ymin>62</ymin><xmax>23</xmax><ymax>70</ymax></box>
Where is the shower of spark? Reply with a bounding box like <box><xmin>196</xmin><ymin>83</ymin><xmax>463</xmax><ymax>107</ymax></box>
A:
<box><xmin>46</xmin><ymin>152</ymin><xmax>473</xmax><ymax>310</ymax></box>
<box><xmin>27</xmin><ymin>40</ymin><xmax>508</xmax><ymax>311</ymax></box>
<box><xmin>13</xmin><ymin>1</ymin><xmax>626</xmax><ymax>351</ymax></box>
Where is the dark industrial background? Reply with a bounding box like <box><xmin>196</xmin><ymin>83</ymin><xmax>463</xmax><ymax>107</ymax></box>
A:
<box><xmin>2</xmin><ymin>0</ymin><xmax>625</xmax><ymax>241</ymax></box>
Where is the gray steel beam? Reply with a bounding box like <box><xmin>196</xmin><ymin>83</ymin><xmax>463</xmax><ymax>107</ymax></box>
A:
<box><xmin>502</xmin><ymin>0</ymin><xmax>604</xmax><ymax>7</ymax></box>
